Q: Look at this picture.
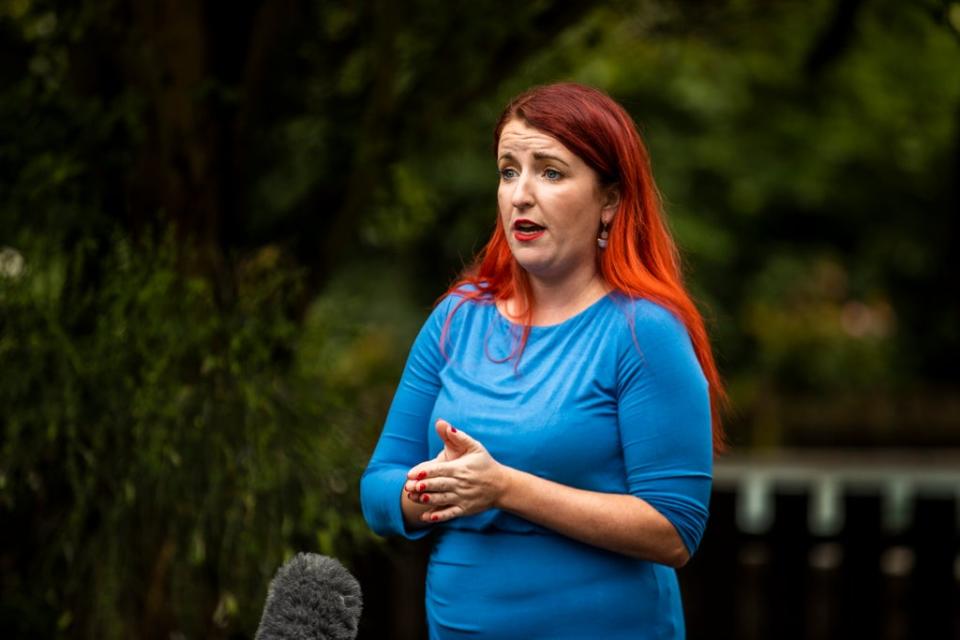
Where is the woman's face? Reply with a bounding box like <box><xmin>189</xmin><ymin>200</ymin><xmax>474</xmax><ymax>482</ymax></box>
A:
<box><xmin>496</xmin><ymin>119</ymin><xmax>617</xmax><ymax>283</ymax></box>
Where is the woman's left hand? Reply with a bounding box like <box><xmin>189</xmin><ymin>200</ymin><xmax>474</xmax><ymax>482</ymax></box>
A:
<box><xmin>405</xmin><ymin>419</ymin><xmax>510</xmax><ymax>523</ymax></box>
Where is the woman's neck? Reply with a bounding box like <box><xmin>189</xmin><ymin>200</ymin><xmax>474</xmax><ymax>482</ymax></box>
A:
<box><xmin>501</xmin><ymin>265</ymin><xmax>609</xmax><ymax>326</ymax></box>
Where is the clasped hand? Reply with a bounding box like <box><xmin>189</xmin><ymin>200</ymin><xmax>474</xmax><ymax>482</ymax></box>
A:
<box><xmin>405</xmin><ymin>419</ymin><xmax>509</xmax><ymax>523</ymax></box>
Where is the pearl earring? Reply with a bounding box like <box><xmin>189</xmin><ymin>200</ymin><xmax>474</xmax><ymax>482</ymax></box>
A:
<box><xmin>597</xmin><ymin>223</ymin><xmax>610</xmax><ymax>249</ymax></box>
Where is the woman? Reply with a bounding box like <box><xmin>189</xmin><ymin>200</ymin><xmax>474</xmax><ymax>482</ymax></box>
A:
<box><xmin>360</xmin><ymin>83</ymin><xmax>725</xmax><ymax>639</ymax></box>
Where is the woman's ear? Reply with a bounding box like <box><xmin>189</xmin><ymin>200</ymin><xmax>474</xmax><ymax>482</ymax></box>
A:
<box><xmin>601</xmin><ymin>185</ymin><xmax>620</xmax><ymax>224</ymax></box>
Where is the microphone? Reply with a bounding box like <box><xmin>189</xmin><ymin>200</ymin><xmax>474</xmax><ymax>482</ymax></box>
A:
<box><xmin>255</xmin><ymin>552</ymin><xmax>363</xmax><ymax>640</ymax></box>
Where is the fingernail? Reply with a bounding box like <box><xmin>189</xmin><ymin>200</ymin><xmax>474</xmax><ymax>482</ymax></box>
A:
<box><xmin>417</xmin><ymin>471</ymin><xmax>427</xmax><ymax>480</ymax></box>
<box><xmin>422</xmin><ymin>494</ymin><xmax>430</xmax><ymax>503</ymax></box>
<box><xmin>418</xmin><ymin>483</ymin><xmax>426</xmax><ymax>492</ymax></box>
<box><xmin>451</xmin><ymin>426</ymin><xmax>457</xmax><ymax>433</ymax></box>
<box><xmin>431</xmin><ymin>515</ymin><xmax>439</xmax><ymax>522</ymax></box>
<box><xmin>407</xmin><ymin>492</ymin><xmax>414</xmax><ymax>500</ymax></box>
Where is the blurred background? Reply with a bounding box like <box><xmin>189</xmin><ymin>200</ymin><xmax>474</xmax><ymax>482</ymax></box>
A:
<box><xmin>1</xmin><ymin>0</ymin><xmax>958</xmax><ymax>638</ymax></box>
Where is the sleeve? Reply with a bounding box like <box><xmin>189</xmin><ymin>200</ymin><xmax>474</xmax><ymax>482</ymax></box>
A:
<box><xmin>359</xmin><ymin>295</ymin><xmax>455</xmax><ymax>539</ymax></box>
<box><xmin>616</xmin><ymin>301</ymin><xmax>714</xmax><ymax>556</ymax></box>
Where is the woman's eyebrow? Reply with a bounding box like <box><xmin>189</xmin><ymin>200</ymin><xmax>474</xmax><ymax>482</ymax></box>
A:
<box><xmin>497</xmin><ymin>151</ymin><xmax>571</xmax><ymax>167</ymax></box>
<box><xmin>532</xmin><ymin>152</ymin><xmax>570</xmax><ymax>166</ymax></box>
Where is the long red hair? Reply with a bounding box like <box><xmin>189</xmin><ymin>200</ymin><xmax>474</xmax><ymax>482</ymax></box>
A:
<box><xmin>442</xmin><ymin>83</ymin><xmax>727</xmax><ymax>453</ymax></box>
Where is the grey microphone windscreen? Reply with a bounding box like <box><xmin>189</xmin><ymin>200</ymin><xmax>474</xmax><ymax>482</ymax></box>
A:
<box><xmin>255</xmin><ymin>552</ymin><xmax>363</xmax><ymax>640</ymax></box>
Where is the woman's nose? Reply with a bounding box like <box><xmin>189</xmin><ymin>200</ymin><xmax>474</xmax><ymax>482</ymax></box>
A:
<box><xmin>511</xmin><ymin>173</ymin><xmax>534</xmax><ymax>210</ymax></box>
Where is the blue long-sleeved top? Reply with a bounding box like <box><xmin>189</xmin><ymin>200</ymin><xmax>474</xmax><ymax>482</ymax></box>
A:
<box><xmin>361</xmin><ymin>290</ymin><xmax>713</xmax><ymax>639</ymax></box>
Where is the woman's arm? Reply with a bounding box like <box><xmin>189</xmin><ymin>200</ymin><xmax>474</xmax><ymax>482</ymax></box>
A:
<box><xmin>406</xmin><ymin>421</ymin><xmax>689</xmax><ymax>566</ymax></box>
<box><xmin>360</xmin><ymin>297</ymin><xmax>459</xmax><ymax>539</ymax></box>
<box><xmin>498</xmin><ymin>466</ymin><xmax>690</xmax><ymax>567</ymax></box>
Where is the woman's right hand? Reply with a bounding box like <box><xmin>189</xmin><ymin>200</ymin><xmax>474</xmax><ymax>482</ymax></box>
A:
<box><xmin>404</xmin><ymin>419</ymin><xmax>466</xmax><ymax>507</ymax></box>
<box><xmin>400</xmin><ymin>421</ymin><xmax>465</xmax><ymax>528</ymax></box>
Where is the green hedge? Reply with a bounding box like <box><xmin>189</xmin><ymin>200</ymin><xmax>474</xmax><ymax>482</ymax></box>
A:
<box><xmin>0</xmin><ymin>232</ymin><xmax>394</xmax><ymax>638</ymax></box>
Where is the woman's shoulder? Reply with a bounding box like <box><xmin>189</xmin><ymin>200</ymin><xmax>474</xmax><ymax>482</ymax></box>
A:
<box><xmin>433</xmin><ymin>282</ymin><xmax>496</xmax><ymax>317</ymax></box>
<box><xmin>607</xmin><ymin>294</ymin><xmax>698</xmax><ymax>365</ymax></box>
<box><xmin>609</xmin><ymin>293</ymin><xmax>703</xmax><ymax>383</ymax></box>
<box><xmin>608</xmin><ymin>293</ymin><xmax>687</xmax><ymax>336</ymax></box>
<box><xmin>424</xmin><ymin>282</ymin><xmax>495</xmax><ymax>332</ymax></box>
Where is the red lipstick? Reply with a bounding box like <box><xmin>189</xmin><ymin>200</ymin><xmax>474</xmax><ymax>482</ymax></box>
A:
<box><xmin>512</xmin><ymin>218</ymin><xmax>546</xmax><ymax>242</ymax></box>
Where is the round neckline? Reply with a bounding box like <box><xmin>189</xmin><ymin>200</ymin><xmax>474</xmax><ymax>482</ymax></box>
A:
<box><xmin>494</xmin><ymin>291</ymin><xmax>613</xmax><ymax>331</ymax></box>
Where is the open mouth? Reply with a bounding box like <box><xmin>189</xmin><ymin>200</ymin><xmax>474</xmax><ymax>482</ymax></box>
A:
<box><xmin>513</xmin><ymin>220</ymin><xmax>546</xmax><ymax>233</ymax></box>
<box><xmin>512</xmin><ymin>220</ymin><xmax>546</xmax><ymax>242</ymax></box>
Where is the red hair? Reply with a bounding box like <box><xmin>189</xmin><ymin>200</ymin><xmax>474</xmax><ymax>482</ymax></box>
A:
<box><xmin>442</xmin><ymin>83</ymin><xmax>727</xmax><ymax>453</ymax></box>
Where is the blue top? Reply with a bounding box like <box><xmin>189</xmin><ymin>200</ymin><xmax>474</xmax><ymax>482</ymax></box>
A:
<box><xmin>360</xmin><ymin>290</ymin><xmax>713</xmax><ymax>639</ymax></box>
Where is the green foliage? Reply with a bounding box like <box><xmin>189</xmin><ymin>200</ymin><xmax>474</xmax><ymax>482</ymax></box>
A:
<box><xmin>0</xmin><ymin>233</ymin><xmax>406</xmax><ymax>637</ymax></box>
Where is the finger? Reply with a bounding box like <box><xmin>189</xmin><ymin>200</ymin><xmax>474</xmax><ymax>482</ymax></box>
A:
<box><xmin>408</xmin><ymin>456</ymin><xmax>459</xmax><ymax>480</ymax></box>
<box><xmin>436</xmin><ymin>418</ymin><xmax>474</xmax><ymax>453</ymax></box>
<box><xmin>407</xmin><ymin>460</ymin><xmax>459</xmax><ymax>481</ymax></box>
<box><xmin>435</xmin><ymin>419</ymin><xmax>459</xmax><ymax>451</ymax></box>
<box><xmin>422</xmin><ymin>505</ymin><xmax>464</xmax><ymax>523</ymax></box>
<box><xmin>437</xmin><ymin>419</ymin><xmax>482</xmax><ymax>452</ymax></box>
<box><xmin>418</xmin><ymin>490</ymin><xmax>460</xmax><ymax>506</ymax></box>
<box><xmin>406</xmin><ymin>477</ymin><xmax>455</xmax><ymax>494</ymax></box>
<box><xmin>407</xmin><ymin>464</ymin><xmax>431</xmax><ymax>481</ymax></box>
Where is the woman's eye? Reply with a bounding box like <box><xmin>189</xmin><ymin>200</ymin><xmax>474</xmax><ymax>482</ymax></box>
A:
<box><xmin>499</xmin><ymin>168</ymin><xmax>518</xmax><ymax>180</ymax></box>
<box><xmin>544</xmin><ymin>169</ymin><xmax>562</xmax><ymax>180</ymax></box>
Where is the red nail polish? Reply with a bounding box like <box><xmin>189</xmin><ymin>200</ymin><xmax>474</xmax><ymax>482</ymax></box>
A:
<box><xmin>422</xmin><ymin>494</ymin><xmax>430</xmax><ymax>503</ymax></box>
<box><xmin>407</xmin><ymin>492</ymin><xmax>413</xmax><ymax>500</ymax></box>
<box><xmin>431</xmin><ymin>515</ymin><xmax>439</xmax><ymax>522</ymax></box>
<box><xmin>451</xmin><ymin>426</ymin><xmax>457</xmax><ymax>433</ymax></box>
<box><xmin>417</xmin><ymin>471</ymin><xmax>427</xmax><ymax>480</ymax></box>
<box><xmin>418</xmin><ymin>483</ymin><xmax>426</xmax><ymax>492</ymax></box>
